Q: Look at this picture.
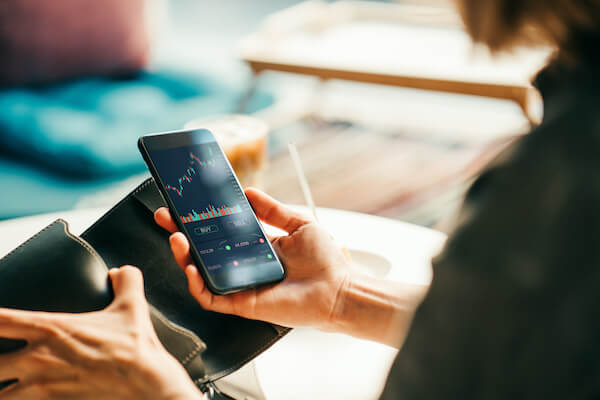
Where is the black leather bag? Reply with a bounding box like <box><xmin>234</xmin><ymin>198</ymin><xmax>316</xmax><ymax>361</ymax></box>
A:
<box><xmin>0</xmin><ymin>178</ymin><xmax>290</xmax><ymax>399</ymax></box>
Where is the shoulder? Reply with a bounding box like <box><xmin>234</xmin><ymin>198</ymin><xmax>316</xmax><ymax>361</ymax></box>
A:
<box><xmin>382</xmin><ymin>92</ymin><xmax>600</xmax><ymax>400</ymax></box>
<box><xmin>471</xmin><ymin>119</ymin><xmax>595</xmax><ymax>201</ymax></box>
<box><xmin>483</xmin><ymin>97</ymin><xmax>600</xmax><ymax>188</ymax></box>
<box><xmin>438</xmin><ymin>106</ymin><xmax>600</xmax><ymax>283</ymax></box>
<box><xmin>463</xmin><ymin>106</ymin><xmax>600</xmax><ymax>226</ymax></box>
<box><xmin>382</xmin><ymin>112</ymin><xmax>600</xmax><ymax>399</ymax></box>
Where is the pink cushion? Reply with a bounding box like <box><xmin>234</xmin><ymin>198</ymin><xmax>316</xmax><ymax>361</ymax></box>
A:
<box><xmin>0</xmin><ymin>0</ymin><xmax>151</xmax><ymax>85</ymax></box>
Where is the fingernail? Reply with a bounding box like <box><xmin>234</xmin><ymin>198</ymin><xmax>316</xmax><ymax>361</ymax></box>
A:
<box><xmin>186</xmin><ymin>265</ymin><xmax>198</xmax><ymax>274</ymax></box>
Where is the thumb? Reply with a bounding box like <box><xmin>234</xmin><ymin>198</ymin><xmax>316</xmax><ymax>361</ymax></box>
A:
<box><xmin>108</xmin><ymin>265</ymin><xmax>146</xmax><ymax>306</ymax></box>
<box><xmin>245</xmin><ymin>187</ymin><xmax>311</xmax><ymax>234</ymax></box>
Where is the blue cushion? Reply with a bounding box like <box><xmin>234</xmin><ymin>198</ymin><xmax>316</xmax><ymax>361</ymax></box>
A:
<box><xmin>0</xmin><ymin>69</ymin><xmax>273</xmax><ymax>218</ymax></box>
<box><xmin>0</xmin><ymin>70</ymin><xmax>272</xmax><ymax>177</ymax></box>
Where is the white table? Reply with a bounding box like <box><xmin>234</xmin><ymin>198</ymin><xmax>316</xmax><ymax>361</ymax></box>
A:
<box><xmin>0</xmin><ymin>206</ymin><xmax>446</xmax><ymax>400</ymax></box>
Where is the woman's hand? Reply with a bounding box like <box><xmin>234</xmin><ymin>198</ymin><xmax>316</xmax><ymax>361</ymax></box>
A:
<box><xmin>0</xmin><ymin>266</ymin><xmax>202</xmax><ymax>400</ymax></box>
<box><xmin>155</xmin><ymin>188</ymin><xmax>354</xmax><ymax>331</ymax></box>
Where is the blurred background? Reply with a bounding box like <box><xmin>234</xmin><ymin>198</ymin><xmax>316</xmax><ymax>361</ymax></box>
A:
<box><xmin>0</xmin><ymin>0</ymin><xmax>550</xmax><ymax>230</ymax></box>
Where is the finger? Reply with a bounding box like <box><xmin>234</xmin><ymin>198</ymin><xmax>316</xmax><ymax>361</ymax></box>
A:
<box><xmin>0</xmin><ymin>379</ymin><xmax>18</xmax><ymax>395</ymax></box>
<box><xmin>0</xmin><ymin>384</ymin><xmax>36</xmax><ymax>400</ymax></box>
<box><xmin>0</xmin><ymin>381</ymin><xmax>22</xmax><ymax>399</ymax></box>
<box><xmin>108</xmin><ymin>266</ymin><xmax>147</xmax><ymax>309</ymax></box>
<box><xmin>185</xmin><ymin>266</ymin><xmax>238</xmax><ymax>316</ymax></box>
<box><xmin>169</xmin><ymin>233</ymin><xmax>194</xmax><ymax>270</ymax></box>
<box><xmin>154</xmin><ymin>207</ymin><xmax>179</xmax><ymax>234</ymax></box>
<box><xmin>184</xmin><ymin>265</ymin><xmax>208</xmax><ymax>304</ymax></box>
<box><xmin>0</xmin><ymin>380</ymin><xmax>76</xmax><ymax>400</ymax></box>
<box><xmin>245</xmin><ymin>188</ymin><xmax>311</xmax><ymax>234</ymax></box>
<box><xmin>0</xmin><ymin>309</ymin><xmax>48</xmax><ymax>341</ymax></box>
<box><xmin>0</xmin><ymin>349</ymin><xmax>28</xmax><ymax>383</ymax></box>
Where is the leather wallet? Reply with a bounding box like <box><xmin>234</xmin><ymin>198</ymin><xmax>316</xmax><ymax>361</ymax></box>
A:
<box><xmin>0</xmin><ymin>178</ymin><xmax>290</xmax><ymax>399</ymax></box>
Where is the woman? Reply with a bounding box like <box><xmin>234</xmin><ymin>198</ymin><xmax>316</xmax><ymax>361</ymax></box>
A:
<box><xmin>1</xmin><ymin>0</ymin><xmax>600</xmax><ymax>398</ymax></box>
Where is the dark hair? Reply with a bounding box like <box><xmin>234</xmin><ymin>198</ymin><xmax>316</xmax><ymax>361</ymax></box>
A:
<box><xmin>456</xmin><ymin>0</ymin><xmax>600</xmax><ymax>57</ymax></box>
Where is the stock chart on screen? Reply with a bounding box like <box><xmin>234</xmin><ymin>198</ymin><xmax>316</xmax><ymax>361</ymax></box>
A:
<box><xmin>148</xmin><ymin>140</ymin><xmax>277</xmax><ymax>276</ymax></box>
<box><xmin>164</xmin><ymin>150</ymin><xmax>216</xmax><ymax>198</ymax></box>
<box><xmin>158</xmin><ymin>145</ymin><xmax>249</xmax><ymax>224</ymax></box>
<box><xmin>162</xmin><ymin>149</ymin><xmax>245</xmax><ymax>224</ymax></box>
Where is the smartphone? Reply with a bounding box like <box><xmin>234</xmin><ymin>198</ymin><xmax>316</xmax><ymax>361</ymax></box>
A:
<box><xmin>138</xmin><ymin>129</ymin><xmax>285</xmax><ymax>295</ymax></box>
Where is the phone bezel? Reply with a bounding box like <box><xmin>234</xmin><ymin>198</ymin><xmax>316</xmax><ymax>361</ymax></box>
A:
<box><xmin>138</xmin><ymin>128</ymin><xmax>285</xmax><ymax>295</ymax></box>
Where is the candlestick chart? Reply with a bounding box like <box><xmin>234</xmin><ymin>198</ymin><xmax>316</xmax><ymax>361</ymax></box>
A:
<box><xmin>149</xmin><ymin>141</ymin><xmax>279</xmax><ymax>278</ymax></box>
<box><xmin>162</xmin><ymin>145</ymin><xmax>247</xmax><ymax>225</ymax></box>
<box><xmin>165</xmin><ymin>151</ymin><xmax>216</xmax><ymax>198</ymax></box>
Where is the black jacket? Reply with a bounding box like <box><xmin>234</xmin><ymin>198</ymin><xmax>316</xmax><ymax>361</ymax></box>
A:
<box><xmin>381</xmin><ymin>37</ymin><xmax>600</xmax><ymax>399</ymax></box>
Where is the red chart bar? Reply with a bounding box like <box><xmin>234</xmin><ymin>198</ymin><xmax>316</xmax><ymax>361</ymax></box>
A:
<box><xmin>181</xmin><ymin>204</ymin><xmax>243</xmax><ymax>224</ymax></box>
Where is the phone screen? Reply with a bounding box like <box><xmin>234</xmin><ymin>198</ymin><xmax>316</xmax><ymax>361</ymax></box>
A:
<box><xmin>143</xmin><ymin>130</ymin><xmax>284</xmax><ymax>293</ymax></box>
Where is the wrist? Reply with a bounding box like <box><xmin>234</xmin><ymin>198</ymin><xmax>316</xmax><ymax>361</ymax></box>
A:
<box><xmin>327</xmin><ymin>270</ymin><xmax>383</xmax><ymax>335</ymax></box>
<box><xmin>324</xmin><ymin>267</ymin><xmax>355</xmax><ymax>332</ymax></box>
<box><xmin>327</xmin><ymin>270</ymin><xmax>429</xmax><ymax>347</ymax></box>
<box><xmin>145</xmin><ymin>352</ymin><xmax>205</xmax><ymax>400</ymax></box>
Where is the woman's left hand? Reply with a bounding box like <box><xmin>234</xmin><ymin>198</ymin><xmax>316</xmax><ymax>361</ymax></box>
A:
<box><xmin>0</xmin><ymin>266</ymin><xmax>203</xmax><ymax>400</ymax></box>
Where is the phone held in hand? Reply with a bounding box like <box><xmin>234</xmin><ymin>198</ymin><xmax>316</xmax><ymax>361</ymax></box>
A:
<box><xmin>138</xmin><ymin>129</ymin><xmax>285</xmax><ymax>295</ymax></box>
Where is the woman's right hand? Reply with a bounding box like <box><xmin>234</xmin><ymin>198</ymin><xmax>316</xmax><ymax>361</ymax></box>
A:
<box><xmin>155</xmin><ymin>188</ymin><xmax>354</xmax><ymax>331</ymax></box>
